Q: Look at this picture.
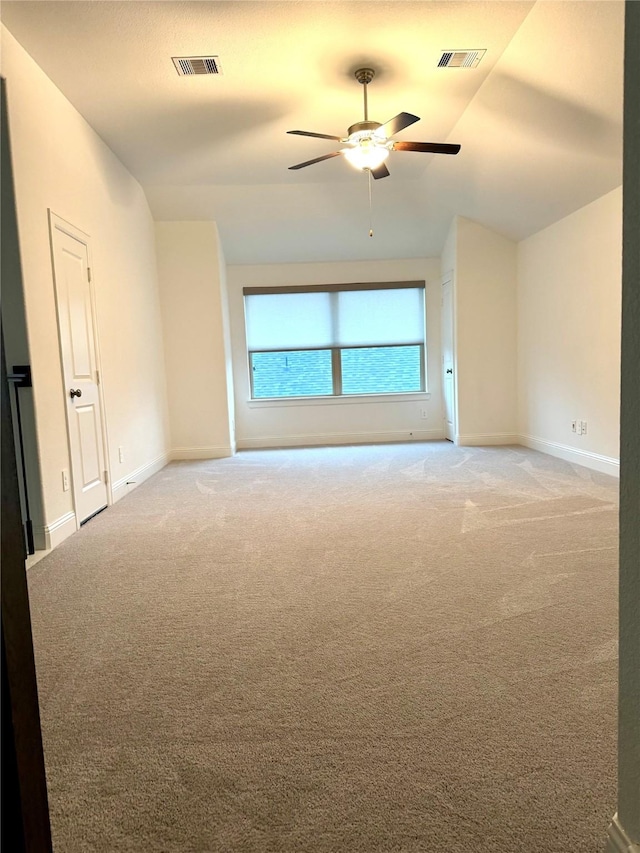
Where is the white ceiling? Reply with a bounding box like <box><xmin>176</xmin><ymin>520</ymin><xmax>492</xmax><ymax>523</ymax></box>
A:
<box><xmin>0</xmin><ymin>0</ymin><xmax>624</xmax><ymax>264</ymax></box>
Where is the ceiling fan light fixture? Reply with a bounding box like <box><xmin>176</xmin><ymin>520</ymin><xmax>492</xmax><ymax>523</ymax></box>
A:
<box><xmin>343</xmin><ymin>140</ymin><xmax>390</xmax><ymax>171</ymax></box>
<box><xmin>286</xmin><ymin>65</ymin><xmax>460</xmax><ymax>177</ymax></box>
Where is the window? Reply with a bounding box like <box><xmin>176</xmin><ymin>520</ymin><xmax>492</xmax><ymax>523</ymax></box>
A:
<box><xmin>244</xmin><ymin>282</ymin><xmax>426</xmax><ymax>399</ymax></box>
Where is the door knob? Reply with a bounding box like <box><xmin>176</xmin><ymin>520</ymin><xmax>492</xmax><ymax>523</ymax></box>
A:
<box><xmin>70</xmin><ymin>388</ymin><xmax>82</xmax><ymax>399</ymax></box>
<box><xmin>446</xmin><ymin>369</ymin><xmax>453</xmax><ymax>375</ymax></box>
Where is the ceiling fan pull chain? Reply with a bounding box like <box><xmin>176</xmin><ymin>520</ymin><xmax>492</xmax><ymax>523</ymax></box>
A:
<box><xmin>368</xmin><ymin>169</ymin><xmax>374</xmax><ymax>237</ymax></box>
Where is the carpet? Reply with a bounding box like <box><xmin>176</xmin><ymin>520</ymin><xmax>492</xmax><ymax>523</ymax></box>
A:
<box><xmin>27</xmin><ymin>442</ymin><xmax>619</xmax><ymax>852</ymax></box>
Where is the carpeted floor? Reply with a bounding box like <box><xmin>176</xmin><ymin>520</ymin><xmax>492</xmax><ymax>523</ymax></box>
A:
<box><xmin>27</xmin><ymin>442</ymin><xmax>618</xmax><ymax>852</ymax></box>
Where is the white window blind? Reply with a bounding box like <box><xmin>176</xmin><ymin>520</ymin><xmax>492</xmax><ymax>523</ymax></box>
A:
<box><xmin>245</xmin><ymin>292</ymin><xmax>333</xmax><ymax>350</ymax></box>
<box><xmin>245</xmin><ymin>284</ymin><xmax>425</xmax><ymax>351</ymax></box>
<box><xmin>336</xmin><ymin>288</ymin><xmax>424</xmax><ymax>347</ymax></box>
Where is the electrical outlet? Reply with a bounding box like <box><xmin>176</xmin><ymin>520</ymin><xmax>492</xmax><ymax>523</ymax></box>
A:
<box><xmin>571</xmin><ymin>420</ymin><xmax>577</xmax><ymax>433</ymax></box>
<box><xmin>420</xmin><ymin>407</ymin><xmax>428</xmax><ymax>420</ymax></box>
<box><xmin>62</xmin><ymin>469</ymin><xmax>70</xmax><ymax>492</ymax></box>
<box><xmin>581</xmin><ymin>420</ymin><xmax>587</xmax><ymax>435</ymax></box>
<box><xmin>118</xmin><ymin>446</ymin><xmax>124</xmax><ymax>463</ymax></box>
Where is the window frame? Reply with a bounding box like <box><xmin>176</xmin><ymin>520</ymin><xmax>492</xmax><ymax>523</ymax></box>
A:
<box><xmin>244</xmin><ymin>281</ymin><xmax>427</xmax><ymax>402</ymax></box>
<box><xmin>248</xmin><ymin>343</ymin><xmax>426</xmax><ymax>400</ymax></box>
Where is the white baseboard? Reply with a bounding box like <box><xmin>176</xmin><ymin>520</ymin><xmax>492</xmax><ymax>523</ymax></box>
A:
<box><xmin>37</xmin><ymin>510</ymin><xmax>77</xmax><ymax>550</ymax></box>
<box><xmin>607</xmin><ymin>814</ymin><xmax>640</xmax><ymax>853</ymax></box>
<box><xmin>456</xmin><ymin>433</ymin><xmax>519</xmax><ymax>447</ymax></box>
<box><xmin>111</xmin><ymin>451</ymin><xmax>170</xmax><ymax>502</ymax></box>
<box><xmin>519</xmin><ymin>434</ymin><xmax>620</xmax><ymax>477</ymax></box>
<box><xmin>236</xmin><ymin>429</ymin><xmax>445</xmax><ymax>450</ymax></box>
<box><xmin>171</xmin><ymin>445</ymin><xmax>234</xmax><ymax>461</ymax></box>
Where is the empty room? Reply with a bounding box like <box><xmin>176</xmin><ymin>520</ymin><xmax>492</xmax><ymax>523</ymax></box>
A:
<box><xmin>1</xmin><ymin>1</ymin><xmax>639</xmax><ymax>852</ymax></box>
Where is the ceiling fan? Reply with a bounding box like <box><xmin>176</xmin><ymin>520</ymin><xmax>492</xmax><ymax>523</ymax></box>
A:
<box><xmin>287</xmin><ymin>67</ymin><xmax>461</xmax><ymax>179</ymax></box>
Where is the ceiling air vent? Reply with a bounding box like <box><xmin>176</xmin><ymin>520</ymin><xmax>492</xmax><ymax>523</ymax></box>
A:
<box><xmin>172</xmin><ymin>56</ymin><xmax>222</xmax><ymax>76</ymax></box>
<box><xmin>438</xmin><ymin>49</ymin><xmax>486</xmax><ymax>68</ymax></box>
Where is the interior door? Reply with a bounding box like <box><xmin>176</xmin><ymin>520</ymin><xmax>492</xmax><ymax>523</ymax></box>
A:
<box><xmin>441</xmin><ymin>277</ymin><xmax>456</xmax><ymax>442</ymax></box>
<box><xmin>49</xmin><ymin>214</ymin><xmax>109</xmax><ymax>524</ymax></box>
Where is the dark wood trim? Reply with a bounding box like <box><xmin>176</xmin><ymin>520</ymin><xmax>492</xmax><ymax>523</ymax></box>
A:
<box><xmin>243</xmin><ymin>280</ymin><xmax>425</xmax><ymax>296</ymax></box>
<box><xmin>331</xmin><ymin>348</ymin><xmax>342</xmax><ymax>396</ymax></box>
<box><xmin>617</xmin><ymin>0</ymin><xmax>640</xmax><ymax>838</ymax></box>
<box><xmin>248</xmin><ymin>350</ymin><xmax>256</xmax><ymax>399</ymax></box>
<box><xmin>1</xmin><ymin>331</ymin><xmax>53</xmax><ymax>853</ymax></box>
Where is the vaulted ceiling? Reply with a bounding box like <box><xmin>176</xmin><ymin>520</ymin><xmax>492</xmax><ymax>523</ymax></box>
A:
<box><xmin>0</xmin><ymin>1</ymin><xmax>624</xmax><ymax>264</ymax></box>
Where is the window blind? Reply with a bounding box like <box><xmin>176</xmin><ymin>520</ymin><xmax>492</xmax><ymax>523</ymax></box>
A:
<box><xmin>245</xmin><ymin>283</ymin><xmax>425</xmax><ymax>352</ymax></box>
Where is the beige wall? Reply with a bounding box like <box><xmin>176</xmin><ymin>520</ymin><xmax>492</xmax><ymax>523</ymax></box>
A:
<box><xmin>1</xmin><ymin>27</ymin><xmax>170</xmax><ymax>534</ymax></box>
<box><xmin>456</xmin><ymin>217</ymin><xmax>518</xmax><ymax>442</ymax></box>
<box><xmin>441</xmin><ymin>219</ymin><xmax>457</xmax><ymax>282</ymax></box>
<box><xmin>155</xmin><ymin>221</ymin><xmax>234</xmax><ymax>458</ymax></box>
<box><xmin>517</xmin><ymin>186</ymin><xmax>622</xmax><ymax>472</ymax></box>
<box><xmin>227</xmin><ymin>259</ymin><xmax>443</xmax><ymax>448</ymax></box>
<box><xmin>218</xmin><ymin>240</ymin><xmax>237</xmax><ymax>454</ymax></box>
<box><xmin>442</xmin><ymin>216</ymin><xmax>518</xmax><ymax>444</ymax></box>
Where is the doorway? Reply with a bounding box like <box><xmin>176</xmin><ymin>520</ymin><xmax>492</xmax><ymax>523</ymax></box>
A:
<box><xmin>441</xmin><ymin>275</ymin><xmax>456</xmax><ymax>442</ymax></box>
<box><xmin>48</xmin><ymin>213</ymin><xmax>110</xmax><ymax>524</ymax></box>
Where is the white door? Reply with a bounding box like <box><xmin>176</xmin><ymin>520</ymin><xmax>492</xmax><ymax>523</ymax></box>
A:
<box><xmin>49</xmin><ymin>213</ymin><xmax>109</xmax><ymax>524</ymax></box>
<box><xmin>441</xmin><ymin>277</ymin><xmax>456</xmax><ymax>442</ymax></box>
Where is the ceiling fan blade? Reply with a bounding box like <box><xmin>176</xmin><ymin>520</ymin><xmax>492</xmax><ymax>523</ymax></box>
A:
<box><xmin>379</xmin><ymin>112</ymin><xmax>420</xmax><ymax>137</ymax></box>
<box><xmin>287</xmin><ymin>130</ymin><xmax>343</xmax><ymax>141</ymax></box>
<box><xmin>288</xmin><ymin>151</ymin><xmax>343</xmax><ymax>170</ymax></box>
<box><xmin>370</xmin><ymin>162</ymin><xmax>390</xmax><ymax>180</ymax></box>
<box><xmin>393</xmin><ymin>141</ymin><xmax>461</xmax><ymax>155</ymax></box>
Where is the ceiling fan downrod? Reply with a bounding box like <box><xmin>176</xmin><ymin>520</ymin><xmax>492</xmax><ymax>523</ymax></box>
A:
<box><xmin>355</xmin><ymin>67</ymin><xmax>375</xmax><ymax>122</ymax></box>
<box><xmin>355</xmin><ymin>69</ymin><xmax>379</xmax><ymax>237</ymax></box>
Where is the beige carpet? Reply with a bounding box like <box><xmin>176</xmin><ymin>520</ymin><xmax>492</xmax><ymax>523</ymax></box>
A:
<box><xmin>27</xmin><ymin>442</ymin><xmax>618</xmax><ymax>852</ymax></box>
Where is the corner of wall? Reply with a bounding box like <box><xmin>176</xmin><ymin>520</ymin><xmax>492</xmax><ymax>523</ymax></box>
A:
<box><xmin>155</xmin><ymin>220</ymin><xmax>235</xmax><ymax>459</ymax></box>
<box><xmin>516</xmin><ymin>188</ymin><xmax>622</xmax><ymax>469</ymax></box>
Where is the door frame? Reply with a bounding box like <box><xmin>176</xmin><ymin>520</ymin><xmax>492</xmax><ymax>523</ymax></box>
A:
<box><xmin>441</xmin><ymin>271</ymin><xmax>458</xmax><ymax>443</ymax></box>
<box><xmin>48</xmin><ymin>210</ymin><xmax>112</xmax><ymax>527</ymax></box>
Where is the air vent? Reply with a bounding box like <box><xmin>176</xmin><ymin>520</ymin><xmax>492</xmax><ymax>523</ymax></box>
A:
<box><xmin>438</xmin><ymin>49</ymin><xmax>486</xmax><ymax>69</ymax></box>
<box><xmin>172</xmin><ymin>56</ymin><xmax>222</xmax><ymax>76</ymax></box>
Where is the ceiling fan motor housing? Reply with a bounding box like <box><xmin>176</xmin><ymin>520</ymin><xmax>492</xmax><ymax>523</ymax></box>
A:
<box><xmin>354</xmin><ymin>68</ymin><xmax>375</xmax><ymax>85</ymax></box>
<box><xmin>347</xmin><ymin>120</ymin><xmax>383</xmax><ymax>139</ymax></box>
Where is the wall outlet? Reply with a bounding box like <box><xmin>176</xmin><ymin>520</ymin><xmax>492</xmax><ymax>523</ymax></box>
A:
<box><xmin>62</xmin><ymin>469</ymin><xmax>70</xmax><ymax>492</ymax></box>
<box><xmin>420</xmin><ymin>407</ymin><xmax>428</xmax><ymax>420</ymax></box>
<box><xmin>118</xmin><ymin>446</ymin><xmax>124</xmax><ymax>463</ymax></box>
<box><xmin>581</xmin><ymin>420</ymin><xmax>587</xmax><ymax>435</ymax></box>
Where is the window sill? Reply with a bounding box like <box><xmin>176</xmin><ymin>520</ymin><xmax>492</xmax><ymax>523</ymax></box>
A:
<box><xmin>247</xmin><ymin>392</ymin><xmax>431</xmax><ymax>409</ymax></box>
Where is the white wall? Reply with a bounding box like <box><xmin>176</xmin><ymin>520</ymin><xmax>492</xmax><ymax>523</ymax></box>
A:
<box><xmin>1</xmin><ymin>27</ymin><xmax>170</xmax><ymax>540</ymax></box>
<box><xmin>518</xmin><ymin>186</ymin><xmax>622</xmax><ymax>474</ymax></box>
<box><xmin>227</xmin><ymin>259</ymin><xmax>443</xmax><ymax>448</ymax></box>
<box><xmin>155</xmin><ymin>221</ymin><xmax>234</xmax><ymax>459</ymax></box>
